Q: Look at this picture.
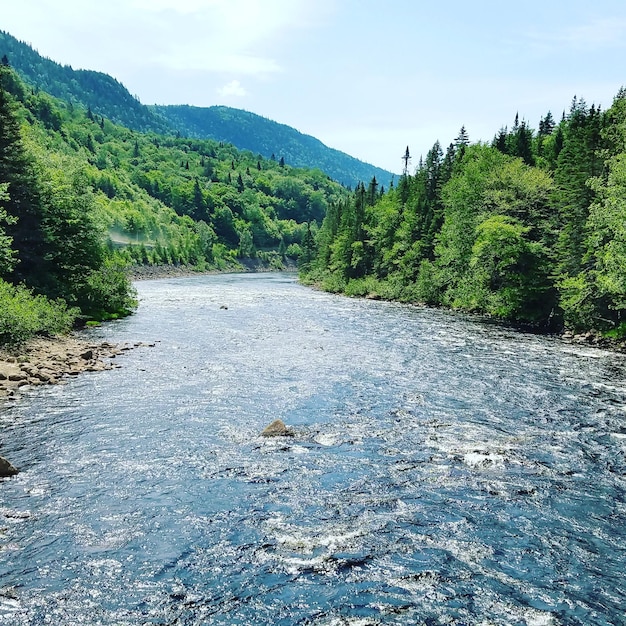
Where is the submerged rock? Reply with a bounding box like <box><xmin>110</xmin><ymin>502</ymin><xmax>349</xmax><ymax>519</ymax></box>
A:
<box><xmin>261</xmin><ymin>419</ymin><xmax>293</xmax><ymax>438</ymax></box>
<box><xmin>0</xmin><ymin>456</ymin><xmax>18</xmax><ymax>477</ymax></box>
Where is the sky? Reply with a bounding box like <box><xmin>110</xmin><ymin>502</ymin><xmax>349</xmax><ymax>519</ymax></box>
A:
<box><xmin>2</xmin><ymin>0</ymin><xmax>626</xmax><ymax>174</ymax></box>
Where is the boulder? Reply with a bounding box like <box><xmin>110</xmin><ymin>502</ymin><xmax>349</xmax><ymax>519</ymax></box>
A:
<box><xmin>0</xmin><ymin>456</ymin><xmax>18</xmax><ymax>477</ymax></box>
<box><xmin>261</xmin><ymin>419</ymin><xmax>293</xmax><ymax>438</ymax></box>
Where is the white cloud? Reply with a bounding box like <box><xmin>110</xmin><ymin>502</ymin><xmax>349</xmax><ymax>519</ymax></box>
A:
<box><xmin>216</xmin><ymin>80</ymin><xmax>248</xmax><ymax>98</ymax></box>
<box><xmin>126</xmin><ymin>0</ymin><xmax>333</xmax><ymax>78</ymax></box>
<box><xmin>2</xmin><ymin>0</ymin><xmax>334</xmax><ymax>79</ymax></box>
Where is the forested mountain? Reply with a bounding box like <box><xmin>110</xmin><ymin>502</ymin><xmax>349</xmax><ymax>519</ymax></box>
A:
<box><xmin>0</xmin><ymin>60</ymin><xmax>348</xmax><ymax>344</ymax></box>
<box><xmin>153</xmin><ymin>105</ymin><xmax>396</xmax><ymax>188</ymax></box>
<box><xmin>0</xmin><ymin>31</ymin><xmax>393</xmax><ymax>188</ymax></box>
<box><xmin>0</xmin><ymin>30</ymin><xmax>169</xmax><ymax>134</ymax></box>
<box><xmin>302</xmin><ymin>97</ymin><xmax>626</xmax><ymax>338</ymax></box>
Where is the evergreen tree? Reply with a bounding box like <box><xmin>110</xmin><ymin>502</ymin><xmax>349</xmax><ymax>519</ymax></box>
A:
<box><xmin>553</xmin><ymin>99</ymin><xmax>603</xmax><ymax>279</ymax></box>
<box><xmin>538</xmin><ymin>111</ymin><xmax>555</xmax><ymax>136</ymax></box>
<box><xmin>454</xmin><ymin>126</ymin><xmax>470</xmax><ymax>159</ymax></box>
<box><xmin>402</xmin><ymin>146</ymin><xmax>411</xmax><ymax>175</ymax></box>
<box><xmin>493</xmin><ymin>127</ymin><xmax>508</xmax><ymax>153</ymax></box>
<box><xmin>0</xmin><ymin>66</ymin><xmax>49</xmax><ymax>287</ymax></box>
<box><xmin>367</xmin><ymin>176</ymin><xmax>379</xmax><ymax>206</ymax></box>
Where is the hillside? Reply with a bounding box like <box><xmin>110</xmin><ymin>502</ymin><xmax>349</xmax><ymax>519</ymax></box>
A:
<box><xmin>0</xmin><ymin>60</ymin><xmax>349</xmax><ymax>342</ymax></box>
<box><xmin>152</xmin><ymin>105</ymin><xmax>396</xmax><ymax>189</ymax></box>
<box><xmin>0</xmin><ymin>30</ymin><xmax>395</xmax><ymax>188</ymax></box>
<box><xmin>0</xmin><ymin>30</ymin><xmax>169</xmax><ymax>134</ymax></box>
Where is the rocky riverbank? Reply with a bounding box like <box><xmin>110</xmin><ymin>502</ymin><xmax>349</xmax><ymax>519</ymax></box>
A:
<box><xmin>0</xmin><ymin>335</ymin><xmax>152</xmax><ymax>402</ymax></box>
<box><xmin>0</xmin><ymin>335</ymin><xmax>156</xmax><ymax>476</ymax></box>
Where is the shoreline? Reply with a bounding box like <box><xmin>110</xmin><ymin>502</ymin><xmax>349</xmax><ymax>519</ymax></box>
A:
<box><xmin>126</xmin><ymin>258</ymin><xmax>298</xmax><ymax>282</ymax></box>
<box><xmin>2</xmin><ymin>268</ymin><xmax>624</xmax><ymax>404</ymax></box>
<box><xmin>0</xmin><ymin>334</ymin><xmax>152</xmax><ymax>403</ymax></box>
<box><xmin>0</xmin><ymin>262</ymin><xmax>296</xmax><ymax>404</ymax></box>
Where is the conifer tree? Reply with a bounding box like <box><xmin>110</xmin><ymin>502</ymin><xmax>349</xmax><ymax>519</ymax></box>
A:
<box><xmin>553</xmin><ymin>99</ymin><xmax>602</xmax><ymax>279</ymax></box>
<box><xmin>0</xmin><ymin>67</ymin><xmax>48</xmax><ymax>286</ymax></box>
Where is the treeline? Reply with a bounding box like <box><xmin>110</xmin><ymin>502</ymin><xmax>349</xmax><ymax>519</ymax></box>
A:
<box><xmin>0</xmin><ymin>61</ymin><xmax>348</xmax><ymax>344</ymax></box>
<box><xmin>302</xmin><ymin>92</ymin><xmax>626</xmax><ymax>336</ymax></box>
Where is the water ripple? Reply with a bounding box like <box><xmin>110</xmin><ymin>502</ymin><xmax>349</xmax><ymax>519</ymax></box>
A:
<box><xmin>1</xmin><ymin>274</ymin><xmax>625</xmax><ymax>625</ymax></box>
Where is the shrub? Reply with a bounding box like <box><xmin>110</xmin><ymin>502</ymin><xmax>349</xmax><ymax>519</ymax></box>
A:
<box><xmin>0</xmin><ymin>279</ymin><xmax>78</xmax><ymax>345</ymax></box>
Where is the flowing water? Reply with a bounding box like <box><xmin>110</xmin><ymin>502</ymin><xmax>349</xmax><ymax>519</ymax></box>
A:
<box><xmin>0</xmin><ymin>273</ymin><xmax>625</xmax><ymax>625</ymax></box>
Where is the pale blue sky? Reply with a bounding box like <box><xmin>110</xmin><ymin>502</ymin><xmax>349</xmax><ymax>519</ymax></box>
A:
<box><xmin>3</xmin><ymin>0</ymin><xmax>626</xmax><ymax>173</ymax></box>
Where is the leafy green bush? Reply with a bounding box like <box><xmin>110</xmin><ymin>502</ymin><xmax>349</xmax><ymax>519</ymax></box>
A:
<box><xmin>78</xmin><ymin>260</ymin><xmax>138</xmax><ymax>320</ymax></box>
<box><xmin>0</xmin><ymin>279</ymin><xmax>78</xmax><ymax>345</ymax></box>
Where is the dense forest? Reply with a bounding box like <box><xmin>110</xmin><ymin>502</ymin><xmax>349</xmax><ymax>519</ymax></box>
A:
<box><xmin>302</xmin><ymin>95</ymin><xmax>626</xmax><ymax>337</ymax></box>
<box><xmin>0</xmin><ymin>59</ymin><xmax>348</xmax><ymax>344</ymax></box>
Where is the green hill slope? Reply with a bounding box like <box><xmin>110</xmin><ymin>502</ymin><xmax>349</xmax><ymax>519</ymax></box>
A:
<box><xmin>153</xmin><ymin>105</ymin><xmax>397</xmax><ymax>188</ymax></box>
<box><xmin>0</xmin><ymin>30</ymin><xmax>396</xmax><ymax>188</ymax></box>
<box><xmin>0</xmin><ymin>30</ymin><xmax>169</xmax><ymax>134</ymax></box>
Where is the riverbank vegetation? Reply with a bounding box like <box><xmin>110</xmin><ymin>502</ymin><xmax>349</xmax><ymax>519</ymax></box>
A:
<box><xmin>0</xmin><ymin>60</ymin><xmax>349</xmax><ymax>344</ymax></box>
<box><xmin>301</xmin><ymin>92</ymin><xmax>626</xmax><ymax>337</ymax></box>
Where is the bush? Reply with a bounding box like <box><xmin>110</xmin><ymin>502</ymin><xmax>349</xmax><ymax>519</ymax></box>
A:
<box><xmin>78</xmin><ymin>260</ymin><xmax>138</xmax><ymax>320</ymax></box>
<box><xmin>0</xmin><ymin>279</ymin><xmax>78</xmax><ymax>345</ymax></box>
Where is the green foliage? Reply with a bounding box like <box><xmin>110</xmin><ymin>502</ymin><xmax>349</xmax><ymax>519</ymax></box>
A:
<box><xmin>79</xmin><ymin>259</ymin><xmax>138</xmax><ymax>320</ymax></box>
<box><xmin>464</xmin><ymin>215</ymin><xmax>551</xmax><ymax>321</ymax></box>
<box><xmin>0</xmin><ymin>182</ymin><xmax>16</xmax><ymax>274</ymax></box>
<box><xmin>0</xmin><ymin>59</ymin><xmax>351</xmax><ymax>343</ymax></box>
<box><xmin>303</xmin><ymin>93</ymin><xmax>626</xmax><ymax>334</ymax></box>
<box><xmin>0</xmin><ymin>279</ymin><xmax>77</xmax><ymax>345</ymax></box>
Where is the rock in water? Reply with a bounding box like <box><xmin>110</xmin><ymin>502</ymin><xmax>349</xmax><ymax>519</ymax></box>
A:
<box><xmin>261</xmin><ymin>419</ymin><xmax>293</xmax><ymax>437</ymax></box>
<box><xmin>0</xmin><ymin>456</ymin><xmax>18</xmax><ymax>477</ymax></box>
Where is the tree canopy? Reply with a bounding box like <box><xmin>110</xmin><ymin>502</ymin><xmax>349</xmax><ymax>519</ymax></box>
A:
<box><xmin>302</xmin><ymin>89</ymin><xmax>626</xmax><ymax>337</ymax></box>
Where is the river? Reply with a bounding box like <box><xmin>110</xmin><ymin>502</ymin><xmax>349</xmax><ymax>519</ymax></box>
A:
<box><xmin>1</xmin><ymin>273</ymin><xmax>625</xmax><ymax>625</ymax></box>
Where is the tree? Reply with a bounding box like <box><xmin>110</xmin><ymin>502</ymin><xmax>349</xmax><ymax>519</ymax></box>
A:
<box><xmin>366</xmin><ymin>176</ymin><xmax>379</xmax><ymax>206</ymax></box>
<box><xmin>553</xmin><ymin>99</ymin><xmax>602</xmax><ymax>279</ymax></box>
<box><xmin>562</xmin><ymin>91</ymin><xmax>626</xmax><ymax>331</ymax></box>
<box><xmin>0</xmin><ymin>66</ymin><xmax>49</xmax><ymax>287</ymax></box>
<box><xmin>402</xmin><ymin>146</ymin><xmax>411</xmax><ymax>175</ymax></box>
<box><xmin>538</xmin><ymin>111</ymin><xmax>555</xmax><ymax>136</ymax></box>
<box><xmin>465</xmin><ymin>215</ymin><xmax>552</xmax><ymax>322</ymax></box>
<box><xmin>454</xmin><ymin>126</ymin><xmax>470</xmax><ymax>160</ymax></box>
<box><xmin>0</xmin><ymin>183</ymin><xmax>16</xmax><ymax>275</ymax></box>
<box><xmin>298</xmin><ymin>222</ymin><xmax>316</xmax><ymax>271</ymax></box>
<box><xmin>434</xmin><ymin>144</ymin><xmax>554</xmax><ymax>322</ymax></box>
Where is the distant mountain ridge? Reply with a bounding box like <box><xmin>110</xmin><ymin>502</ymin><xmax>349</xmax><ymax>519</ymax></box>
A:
<box><xmin>0</xmin><ymin>30</ymin><xmax>396</xmax><ymax>187</ymax></box>
<box><xmin>0</xmin><ymin>30</ymin><xmax>170</xmax><ymax>134</ymax></box>
<box><xmin>152</xmin><ymin>105</ymin><xmax>396</xmax><ymax>188</ymax></box>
